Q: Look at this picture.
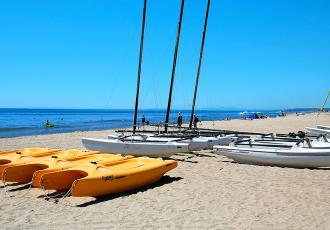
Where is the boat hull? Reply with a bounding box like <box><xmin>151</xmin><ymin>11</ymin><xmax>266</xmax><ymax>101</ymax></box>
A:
<box><xmin>214</xmin><ymin>146</ymin><xmax>330</xmax><ymax>168</ymax></box>
<box><xmin>72</xmin><ymin>163</ymin><xmax>176</xmax><ymax>197</ymax></box>
<box><xmin>186</xmin><ymin>136</ymin><xmax>235</xmax><ymax>151</ymax></box>
<box><xmin>0</xmin><ymin>149</ymin><xmax>97</xmax><ymax>181</ymax></box>
<box><xmin>32</xmin><ymin>154</ymin><xmax>132</xmax><ymax>187</ymax></box>
<box><xmin>306</xmin><ymin>127</ymin><xmax>330</xmax><ymax>136</ymax></box>
<box><xmin>0</xmin><ymin>148</ymin><xmax>61</xmax><ymax>179</ymax></box>
<box><xmin>107</xmin><ymin>134</ymin><xmax>235</xmax><ymax>151</ymax></box>
<box><xmin>316</xmin><ymin>125</ymin><xmax>330</xmax><ymax>130</ymax></box>
<box><xmin>3</xmin><ymin>164</ymin><xmax>47</xmax><ymax>183</ymax></box>
<box><xmin>82</xmin><ymin>137</ymin><xmax>189</xmax><ymax>157</ymax></box>
<box><xmin>40</xmin><ymin>157</ymin><xmax>178</xmax><ymax>197</ymax></box>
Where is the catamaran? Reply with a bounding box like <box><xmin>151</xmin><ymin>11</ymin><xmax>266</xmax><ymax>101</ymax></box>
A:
<box><xmin>214</xmin><ymin>137</ymin><xmax>330</xmax><ymax>168</ymax></box>
<box><xmin>81</xmin><ymin>0</ymin><xmax>189</xmax><ymax>157</ymax></box>
<box><xmin>108</xmin><ymin>133</ymin><xmax>235</xmax><ymax>150</ymax></box>
<box><xmin>82</xmin><ymin>0</ymin><xmax>233</xmax><ymax>157</ymax></box>
<box><xmin>214</xmin><ymin>139</ymin><xmax>330</xmax><ymax>168</ymax></box>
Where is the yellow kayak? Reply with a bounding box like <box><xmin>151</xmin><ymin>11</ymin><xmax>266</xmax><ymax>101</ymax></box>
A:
<box><xmin>0</xmin><ymin>149</ymin><xmax>20</xmax><ymax>156</ymax></box>
<box><xmin>1</xmin><ymin>149</ymin><xmax>99</xmax><ymax>183</ymax></box>
<box><xmin>0</xmin><ymin>147</ymin><xmax>60</xmax><ymax>157</ymax></box>
<box><xmin>31</xmin><ymin>153</ymin><xmax>132</xmax><ymax>187</ymax></box>
<box><xmin>40</xmin><ymin>157</ymin><xmax>177</xmax><ymax>197</ymax></box>
<box><xmin>0</xmin><ymin>147</ymin><xmax>60</xmax><ymax>178</ymax></box>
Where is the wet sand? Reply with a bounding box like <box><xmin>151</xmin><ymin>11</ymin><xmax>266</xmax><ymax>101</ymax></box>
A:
<box><xmin>0</xmin><ymin>112</ymin><xmax>329</xmax><ymax>229</ymax></box>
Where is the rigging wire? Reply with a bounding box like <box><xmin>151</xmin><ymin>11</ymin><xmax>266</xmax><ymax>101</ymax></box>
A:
<box><xmin>101</xmin><ymin>17</ymin><xmax>139</xmax><ymax>122</ymax></box>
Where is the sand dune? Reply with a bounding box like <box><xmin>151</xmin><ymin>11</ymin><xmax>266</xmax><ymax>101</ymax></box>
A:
<box><xmin>0</xmin><ymin>113</ymin><xmax>329</xmax><ymax>229</ymax></box>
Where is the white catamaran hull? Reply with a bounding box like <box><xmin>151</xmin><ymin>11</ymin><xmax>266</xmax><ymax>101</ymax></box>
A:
<box><xmin>306</xmin><ymin>127</ymin><xmax>330</xmax><ymax>136</ymax></box>
<box><xmin>107</xmin><ymin>134</ymin><xmax>235</xmax><ymax>151</ymax></box>
<box><xmin>185</xmin><ymin>136</ymin><xmax>235</xmax><ymax>150</ymax></box>
<box><xmin>214</xmin><ymin>145</ymin><xmax>330</xmax><ymax>168</ymax></box>
<box><xmin>82</xmin><ymin>137</ymin><xmax>189</xmax><ymax>157</ymax></box>
<box><xmin>316</xmin><ymin>125</ymin><xmax>330</xmax><ymax>130</ymax></box>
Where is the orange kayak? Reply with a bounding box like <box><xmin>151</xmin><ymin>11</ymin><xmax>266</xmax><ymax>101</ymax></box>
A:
<box><xmin>40</xmin><ymin>157</ymin><xmax>177</xmax><ymax>197</ymax></box>
<box><xmin>0</xmin><ymin>147</ymin><xmax>60</xmax><ymax>178</ymax></box>
<box><xmin>1</xmin><ymin>149</ymin><xmax>99</xmax><ymax>183</ymax></box>
<box><xmin>0</xmin><ymin>149</ymin><xmax>20</xmax><ymax>156</ymax></box>
<box><xmin>32</xmin><ymin>153</ymin><xmax>132</xmax><ymax>187</ymax></box>
<box><xmin>0</xmin><ymin>147</ymin><xmax>60</xmax><ymax>157</ymax></box>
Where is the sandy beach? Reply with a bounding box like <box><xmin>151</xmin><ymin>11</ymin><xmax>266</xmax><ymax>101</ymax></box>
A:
<box><xmin>0</xmin><ymin>112</ymin><xmax>329</xmax><ymax>229</ymax></box>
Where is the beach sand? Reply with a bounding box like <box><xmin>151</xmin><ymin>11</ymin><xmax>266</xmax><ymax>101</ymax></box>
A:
<box><xmin>0</xmin><ymin>113</ymin><xmax>329</xmax><ymax>229</ymax></box>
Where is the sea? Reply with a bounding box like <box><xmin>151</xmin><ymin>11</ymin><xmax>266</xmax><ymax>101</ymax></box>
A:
<box><xmin>0</xmin><ymin>108</ymin><xmax>318</xmax><ymax>138</ymax></box>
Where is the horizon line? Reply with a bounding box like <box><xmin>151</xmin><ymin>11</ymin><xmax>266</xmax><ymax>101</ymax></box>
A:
<box><xmin>0</xmin><ymin>107</ymin><xmax>321</xmax><ymax>111</ymax></box>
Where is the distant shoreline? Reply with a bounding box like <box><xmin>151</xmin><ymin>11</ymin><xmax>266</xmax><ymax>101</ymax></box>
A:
<box><xmin>0</xmin><ymin>108</ymin><xmax>320</xmax><ymax>139</ymax></box>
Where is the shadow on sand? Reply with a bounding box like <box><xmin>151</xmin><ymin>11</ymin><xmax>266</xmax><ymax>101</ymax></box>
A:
<box><xmin>169</xmin><ymin>152</ymin><xmax>216</xmax><ymax>164</ymax></box>
<box><xmin>191</xmin><ymin>152</ymin><xmax>217</xmax><ymax>158</ymax></box>
<box><xmin>4</xmin><ymin>183</ymin><xmax>31</xmax><ymax>192</ymax></box>
<box><xmin>0</xmin><ymin>182</ymin><xmax>28</xmax><ymax>189</ymax></box>
<box><xmin>172</xmin><ymin>158</ymin><xmax>198</xmax><ymax>164</ymax></box>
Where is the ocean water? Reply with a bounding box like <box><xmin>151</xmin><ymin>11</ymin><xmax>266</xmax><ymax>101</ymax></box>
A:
<box><xmin>0</xmin><ymin>108</ymin><xmax>317</xmax><ymax>138</ymax></box>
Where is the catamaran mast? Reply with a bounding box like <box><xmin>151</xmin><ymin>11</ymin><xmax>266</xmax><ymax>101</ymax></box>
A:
<box><xmin>164</xmin><ymin>0</ymin><xmax>185</xmax><ymax>133</ymax></box>
<box><xmin>189</xmin><ymin>0</ymin><xmax>211</xmax><ymax>129</ymax></box>
<box><xmin>319</xmin><ymin>90</ymin><xmax>330</xmax><ymax>113</ymax></box>
<box><xmin>133</xmin><ymin>0</ymin><xmax>147</xmax><ymax>134</ymax></box>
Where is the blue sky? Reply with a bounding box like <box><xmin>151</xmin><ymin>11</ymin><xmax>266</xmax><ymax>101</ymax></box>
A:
<box><xmin>0</xmin><ymin>0</ymin><xmax>329</xmax><ymax>110</ymax></box>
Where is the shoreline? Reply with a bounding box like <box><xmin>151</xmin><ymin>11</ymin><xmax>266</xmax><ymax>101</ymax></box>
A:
<box><xmin>0</xmin><ymin>113</ymin><xmax>328</xmax><ymax>151</ymax></box>
<box><xmin>0</xmin><ymin>110</ymin><xmax>319</xmax><ymax>140</ymax></box>
<box><xmin>0</xmin><ymin>112</ymin><xmax>329</xmax><ymax>229</ymax></box>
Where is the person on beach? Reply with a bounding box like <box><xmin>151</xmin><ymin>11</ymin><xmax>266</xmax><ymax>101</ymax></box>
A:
<box><xmin>193</xmin><ymin>114</ymin><xmax>200</xmax><ymax>128</ymax></box>
<box><xmin>278</xmin><ymin>110</ymin><xmax>286</xmax><ymax>117</ymax></box>
<box><xmin>177</xmin><ymin>112</ymin><xmax>183</xmax><ymax>128</ymax></box>
<box><xmin>142</xmin><ymin>115</ymin><xmax>146</xmax><ymax>126</ymax></box>
<box><xmin>141</xmin><ymin>115</ymin><xmax>149</xmax><ymax>126</ymax></box>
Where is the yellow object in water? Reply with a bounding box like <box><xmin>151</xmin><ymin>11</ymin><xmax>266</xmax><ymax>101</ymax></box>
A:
<box><xmin>40</xmin><ymin>157</ymin><xmax>177</xmax><ymax>197</ymax></box>
<box><xmin>0</xmin><ymin>147</ymin><xmax>60</xmax><ymax>178</ymax></box>
<box><xmin>1</xmin><ymin>149</ymin><xmax>99</xmax><ymax>183</ymax></box>
<box><xmin>31</xmin><ymin>153</ymin><xmax>132</xmax><ymax>187</ymax></box>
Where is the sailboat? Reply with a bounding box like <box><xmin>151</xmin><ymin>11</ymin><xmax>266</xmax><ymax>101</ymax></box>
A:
<box><xmin>141</xmin><ymin>0</ymin><xmax>234</xmax><ymax>149</ymax></box>
<box><xmin>107</xmin><ymin>133</ymin><xmax>234</xmax><ymax>150</ymax></box>
<box><xmin>82</xmin><ymin>0</ymin><xmax>190</xmax><ymax>157</ymax></box>
<box><xmin>214</xmin><ymin>145</ymin><xmax>330</xmax><ymax>168</ymax></box>
<box><xmin>213</xmin><ymin>130</ymin><xmax>330</xmax><ymax>168</ymax></box>
<box><xmin>82</xmin><ymin>0</ymin><xmax>234</xmax><ymax>156</ymax></box>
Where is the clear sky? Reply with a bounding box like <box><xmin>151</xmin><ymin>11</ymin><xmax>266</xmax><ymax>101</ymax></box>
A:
<box><xmin>0</xmin><ymin>0</ymin><xmax>329</xmax><ymax>110</ymax></box>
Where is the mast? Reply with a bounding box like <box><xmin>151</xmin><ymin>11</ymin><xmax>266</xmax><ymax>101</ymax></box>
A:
<box><xmin>319</xmin><ymin>90</ymin><xmax>330</xmax><ymax>113</ymax></box>
<box><xmin>133</xmin><ymin>0</ymin><xmax>147</xmax><ymax>134</ymax></box>
<box><xmin>189</xmin><ymin>0</ymin><xmax>211</xmax><ymax>129</ymax></box>
<box><xmin>164</xmin><ymin>0</ymin><xmax>185</xmax><ymax>132</ymax></box>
